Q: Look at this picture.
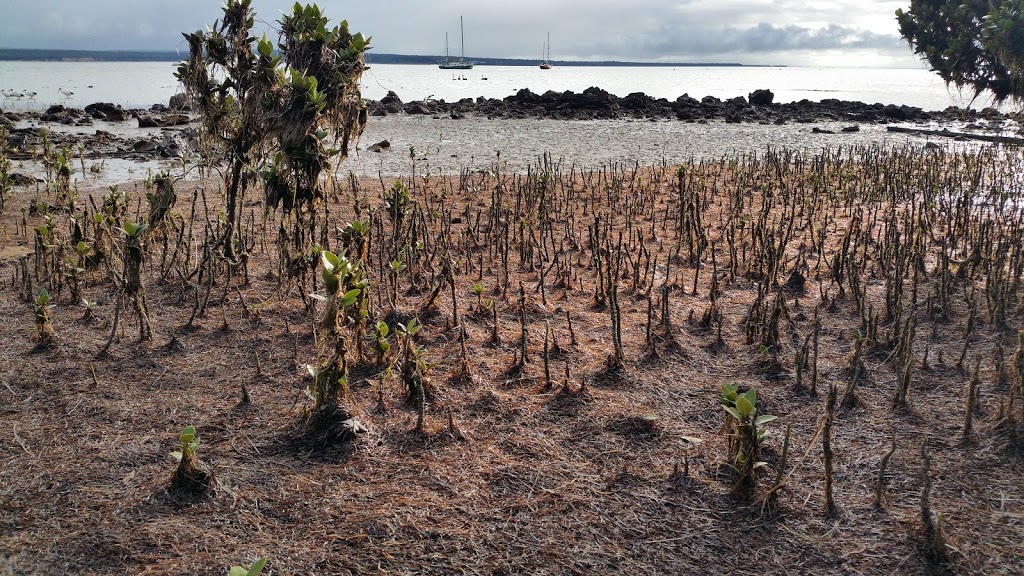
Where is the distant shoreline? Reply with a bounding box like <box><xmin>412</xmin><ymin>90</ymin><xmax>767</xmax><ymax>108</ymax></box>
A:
<box><xmin>0</xmin><ymin>48</ymin><xmax>776</xmax><ymax>67</ymax></box>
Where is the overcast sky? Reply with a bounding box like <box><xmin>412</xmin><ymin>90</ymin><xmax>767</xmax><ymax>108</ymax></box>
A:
<box><xmin>0</xmin><ymin>1</ymin><xmax>922</xmax><ymax>68</ymax></box>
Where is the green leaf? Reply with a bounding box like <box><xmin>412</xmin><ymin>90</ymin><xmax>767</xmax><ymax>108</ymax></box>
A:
<box><xmin>322</xmin><ymin>268</ymin><xmax>339</xmax><ymax>293</ymax></box>
<box><xmin>247</xmin><ymin>558</ymin><xmax>267</xmax><ymax>576</ymax></box>
<box><xmin>169</xmin><ymin>450</ymin><xmax>183</xmax><ymax>461</ymax></box>
<box><xmin>406</xmin><ymin>317</ymin><xmax>421</xmax><ymax>335</ymax></box>
<box><xmin>742</xmin><ymin>389</ymin><xmax>757</xmax><ymax>408</ymax></box>
<box><xmin>257</xmin><ymin>34</ymin><xmax>273</xmax><ymax>58</ymax></box>
<box><xmin>720</xmin><ymin>383</ymin><xmax>739</xmax><ymax>404</ymax></box>
<box><xmin>230</xmin><ymin>568</ymin><xmax>248</xmax><ymax>576</ymax></box>
<box><xmin>322</xmin><ymin>250</ymin><xmax>340</xmax><ymax>270</ymax></box>
<box><xmin>723</xmin><ymin>405</ymin><xmax>742</xmax><ymax>420</ymax></box>
<box><xmin>735</xmin><ymin>395</ymin><xmax>754</xmax><ymax>418</ymax></box>
<box><xmin>375</xmin><ymin>321</ymin><xmax>389</xmax><ymax>336</ymax></box>
<box><xmin>340</xmin><ymin>288</ymin><xmax>361</xmax><ymax>307</ymax></box>
<box><xmin>755</xmin><ymin>414</ymin><xmax>778</xmax><ymax>426</ymax></box>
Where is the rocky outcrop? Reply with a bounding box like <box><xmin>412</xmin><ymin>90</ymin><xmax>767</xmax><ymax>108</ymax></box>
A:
<box><xmin>404</xmin><ymin>101</ymin><xmax>434</xmax><ymax>115</ymax></box>
<box><xmin>39</xmin><ymin>105</ymin><xmax>92</xmax><ymax>126</ymax></box>
<box><xmin>358</xmin><ymin>87</ymin><xmax>953</xmax><ymax>125</ymax></box>
<box><xmin>748</xmin><ymin>89</ymin><xmax>774</xmax><ymax>106</ymax></box>
<box><xmin>169</xmin><ymin>93</ymin><xmax>192</xmax><ymax>111</ymax></box>
<box><xmin>84</xmin><ymin>102</ymin><xmax>130</xmax><ymax>121</ymax></box>
<box><xmin>137</xmin><ymin>113</ymin><xmax>191</xmax><ymax>128</ymax></box>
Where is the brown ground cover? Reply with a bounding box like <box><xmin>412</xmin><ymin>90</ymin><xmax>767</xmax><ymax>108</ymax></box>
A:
<box><xmin>2</xmin><ymin>144</ymin><xmax>1024</xmax><ymax>575</ymax></box>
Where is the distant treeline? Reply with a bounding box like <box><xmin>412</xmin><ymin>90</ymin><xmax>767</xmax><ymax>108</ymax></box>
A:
<box><xmin>0</xmin><ymin>49</ymin><xmax>184</xmax><ymax>62</ymax></box>
<box><xmin>0</xmin><ymin>48</ymin><xmax>752</xmax><ymax>67</ymax></box>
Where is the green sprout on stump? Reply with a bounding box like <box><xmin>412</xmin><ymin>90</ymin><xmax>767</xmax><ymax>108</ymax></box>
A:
<box><xmin>33</xmin><ymin>289</ymin><xmax>55</xmax><ymax>348</ymax></box>
<box><xmin>374</xmin><ymin>320</ymin><xmax>392</xmax><ymax>365</ymax></box>
<box><xmin>720</xmin><ymin>384</ymin><xmax>777</xmax><ymax>498</ymax></box>
<box><xmin>170</xmin><ymin>425</ymin><xmax>214</xmax><ymax>496</ymax></box>
<box><xmin>311</xmin><ymin>250</ymin><xmax>361</xmax><ymax>406</ymax></box>
<box><xmin>303</xmin><ymin>249</ymin><xmax>369</xmax><ymax>443</ymax></box>
<box><xmin>398</xmin><ymin>318</ymin><xmax>433</xmax><ymax>432</ymax></box>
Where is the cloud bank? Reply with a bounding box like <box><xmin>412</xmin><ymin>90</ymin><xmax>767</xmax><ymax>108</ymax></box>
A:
<box><xmin>0</xmin><ymin>0</ymin><xmax>920</xmax><ymax>67</ymax></box>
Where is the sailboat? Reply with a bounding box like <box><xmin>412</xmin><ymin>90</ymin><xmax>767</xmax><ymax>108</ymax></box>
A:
<box><xmin>540</xmin><ymin>32</ymin><xmax>552</xmax><ymax>69</ymax></box>
<box><xmin>439</xmin><ymin>16</ymin><xmax>474</xmax><ymax>70</ymax></box>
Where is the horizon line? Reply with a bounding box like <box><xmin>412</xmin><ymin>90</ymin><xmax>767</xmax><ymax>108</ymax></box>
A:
<box><xmin>0</xmin><ymin>47</ymin><xmax>783</xmax><ymax>67</ymax></box>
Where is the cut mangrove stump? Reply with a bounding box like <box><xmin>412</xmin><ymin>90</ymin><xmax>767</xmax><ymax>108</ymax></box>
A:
<box><xmin>170</xmin><ymin>451</ymin><xmax>215</xmax><ymax>497</ymax></box>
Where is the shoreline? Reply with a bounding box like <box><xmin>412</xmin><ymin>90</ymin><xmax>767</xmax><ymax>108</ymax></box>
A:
<box><xmin>2</xmin><ymin>87</ymin><xmax>1020</xmax><ymax>183</ymax></box>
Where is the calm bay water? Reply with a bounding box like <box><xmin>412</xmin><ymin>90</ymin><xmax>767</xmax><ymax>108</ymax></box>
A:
<box><xmin>0</xmin><ymin>61</ymin><xmax>992</xmax><ymax>112</ymax></box>
<box><xmin>0</xmin><ymin>61</ymin><xmax>1008</xmax><ymax>182</ymax></box>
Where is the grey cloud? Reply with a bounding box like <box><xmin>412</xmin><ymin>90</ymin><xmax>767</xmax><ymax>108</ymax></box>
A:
<box><xmin>0</xmin><ymin>0</ymin><xmax>918</xmax><ymax>66</ymax></box>
<box><xmin>631</xmin><ymin>23</ymin><xmax>903</xmax><ymax>57</ymax></box>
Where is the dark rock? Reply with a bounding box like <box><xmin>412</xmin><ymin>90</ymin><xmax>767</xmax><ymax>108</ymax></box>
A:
<box><xmin>726</xmin><ymin>96</ymin><xmax>748</xmax><ymax>107</ymax></box>
<box><xmin>748</xmin><ymin>89</ymin><xmax>774</xmax><ymax>106</ymax></box>
<box><xmin>380</xmin><ymin>91</ymin><xmax>402</xmax><ymax>106</ymax></box>
<box><xmin>9</xmin><ymin>173</ymin><xmax>40</xmax><ymax>185</ymax></box>
<box><xmin>371</xmin><ymin>108</ymin><xmax>387</xmax><ymax>117</ymax></box>
<box><xmin>510</xmin><ymin>88</ymin><xmax>539</xmax><ymax>104</ymax></box>
<box><xmin>168</xmin><ymin>93</ymin><xmax>191</xmax><ymax>111</ymax></box>
<box><xmin>134</xmin><ymin>139</ymin><xmax>158</xmax><ymax>152</ymax></box>
<box><xmin>45</xmin><ymin>105</ymin><xmax>66</xmax><ymax>115</ymax></box>
<box><xmin>621</xmin><ymin>92</ymin><xmax>655</xmax><ymax>110</ymax></box>
<box><xmin>882</xmin><ymin>104</ymin><xmax>922</xmax><ymax>121</ymax></box>
<box><xmin>368</xmin><ymin>139</ymin><xmax>391</xmax><ymax>153</ymax></box>
<box><xmin>676</xmin><ymin>93</ymin><xmax>700</xmax><ymax>106</ymax></box>
<box><xmin>84</xmin><ymin>102</ymin><xmax>130</xmax><ymax>121</ymax></box>
<box><xmin>811</xmin><ymin>127</ymin><xmax>835</xmax><ymax>134</ymax></box>
<box><xmin>404</xmin><ymin>101</ymin><xmax>433</xmax><ymax>115</ymax></box>
<box><xmin>841</xmin><ymin>125</ymin><xmax>860</xmax><ymax>133</ymax></box>
<box><xmin>138</xmin><ymin>114</ymin><xmax>190</xmax><ymax>128</ymax></box>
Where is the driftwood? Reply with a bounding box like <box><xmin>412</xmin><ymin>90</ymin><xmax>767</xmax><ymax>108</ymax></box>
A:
<box><xmin>887</xmin><ymin>125</ymin><xmax>1024</xmax><ymax>146</ymax></box>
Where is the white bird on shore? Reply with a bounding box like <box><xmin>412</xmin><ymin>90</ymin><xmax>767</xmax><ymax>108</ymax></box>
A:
<box><xmin>58</xmin><ymin>87</ymin><xmax>74</xmax><ymax>98</ymax></box>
